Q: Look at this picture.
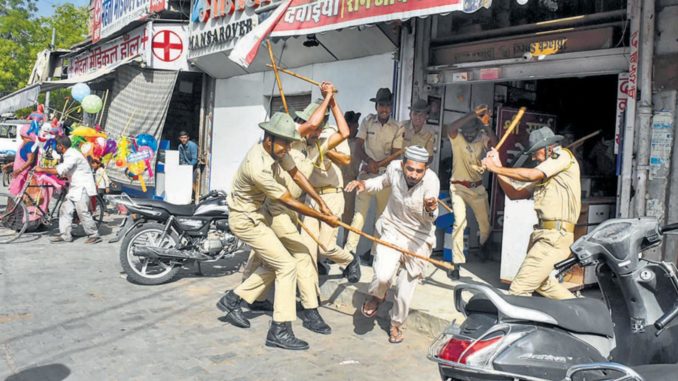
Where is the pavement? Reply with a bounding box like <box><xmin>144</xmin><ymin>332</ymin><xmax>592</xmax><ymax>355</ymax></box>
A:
<box><xmin>0</xmin><ymin>212</ymin><xmax>443</xmax><ymax>381</ymax></box>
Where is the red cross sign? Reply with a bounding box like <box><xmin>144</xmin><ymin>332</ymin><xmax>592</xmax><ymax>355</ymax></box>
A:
<box><xmin>152</xmin><ymin>30</ymin><xmax>183</xmax><ymax>62</ymax></box>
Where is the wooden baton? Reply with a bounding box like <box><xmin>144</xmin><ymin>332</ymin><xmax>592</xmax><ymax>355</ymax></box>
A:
<box><xmin>265</xmin><ymin>64</ymin><xmax>338</xmax><ymax>93</ymax></box>
<box><xmin>266</xmin><ymin>40</ymin><xmax>288</xmax><ymax>113</ymax></box>
<box><xmin>337</xmin><ymin>220</ymin><xmax>454</xmax><ymax>270</ymax></box>
<box><xmin>295</xmin><ymin>215</ymin><xmax>328</xmax><ymax>252</ymax></box>
<box><xmin>437</xmin><ymin>199</ymin><xmax>453</xmax><ymax>214</ymax></box>
<box><xmin>567</xmin><ymin>130</ymin><xmax>601</xmax><ymax>150</ymax></box>
<box><xmin>495</xmin><ymin>106</ymin><xmax>527</xmax><ymax>151</ymax></box>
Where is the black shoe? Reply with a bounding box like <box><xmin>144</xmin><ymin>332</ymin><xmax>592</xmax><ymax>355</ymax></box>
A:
<box><xmin>343</xmin><ymin>257</ymin><xmax>361</xmax><ymax>284</ymax></box>
<box><xmin>359</xmin><ymin>250</ymin><xmax>374</xmax><ymax>267</ymax></box>
<box><xmin>266</xmin><ymin>321</ymin><xmax>309</xmax><ymax>350</ymax></box>
<box><xmin>247</xmin><ymin>299</ymin><xmax>274</xmax><ymax>312</ymax></box>
<box><xmin>448</xmin><ymin>265</ymin><xmax>461</xmax><ymax>281</ymax></box>
<box><xmin>317</xmin><ymin>260</ymin><xmax>330</xmax><ymax>276</ymax></box>
<box><xmin>300</xmin><ymin>308</ymin><xmax>331</xmax><ymax>335</ymax></box>
<box><xmin>216</xmin><ymin>291</ymin><xmax>250</xmax><ymax>328</ymax></box>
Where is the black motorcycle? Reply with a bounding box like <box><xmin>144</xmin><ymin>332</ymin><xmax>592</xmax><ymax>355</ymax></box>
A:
<box><xmin>108</xmin><ymin>190</ymin><xmax>244</xmax><ymax>285</ymax></box>
<box><xmin>428</xmin><ymin>217</ymin><xmax>678</xmax><ymax>381</ymax></box>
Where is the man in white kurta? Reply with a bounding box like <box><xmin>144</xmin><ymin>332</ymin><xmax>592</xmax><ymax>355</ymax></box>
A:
<box><xmin>345</xmin><ymin>145</ymin><xmax>440</xmax><ymax>343</ymax></box>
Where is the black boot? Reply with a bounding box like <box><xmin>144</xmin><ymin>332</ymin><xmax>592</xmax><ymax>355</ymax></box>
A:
<box><xmin>266</xmin><ymin>321</ymin><xmax>309</xmax><ymax>350</ymax></box>
<box><xmin>300</xmin><ymin>308</ymin><xmax>332</xmax><ymax>334</ymax></box>
<box><xmin>317</xmin><ymin>259</ymin><xmax>330</xmax><ymax>276</ymax></box>
<box><xmin>216</xmin><ymin>290</ymin><xmax>250</xmax><ymax>328</ymax></box>
<box><xmin>247</xmin><ymin>299</ymin><xmax>274</xmax><ymax>312</ymax></box>
<box><xmin>447</xmin><ymin>265</ymin><xmax>461</xmax><ymax>281</ymax></box>
<box><xmin>343</xmin><ymin>257</ymin><xmax>361</xmax><ymax>283</ymax></box>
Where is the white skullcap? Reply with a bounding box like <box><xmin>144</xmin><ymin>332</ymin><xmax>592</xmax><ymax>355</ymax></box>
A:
<box><xmin>404</xmin><ymin>145</ymin><xmax>429</xmax><ymax>163</ymax></box>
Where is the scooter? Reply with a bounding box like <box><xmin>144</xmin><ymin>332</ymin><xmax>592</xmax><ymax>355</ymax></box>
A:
<box><xmin>428</xmin><ymin>217</ymin><xmax>678</xmax><ymax>381</ymax></box>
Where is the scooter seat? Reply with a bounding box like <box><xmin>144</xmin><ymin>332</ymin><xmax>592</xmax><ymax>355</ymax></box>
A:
<box><xmin>135</xmin><ymin>200</ymin><xmax>196</xmax><ymax>216</ymax></box>
<box><xmin>466</xmin><ymin>293</ymin><xmax>614</xmax><ymax>338</ymax></box>
<box><xmin>632</xmin><ymin>364</ymin><xmax>678</xmax><ymax>381</ymax></box>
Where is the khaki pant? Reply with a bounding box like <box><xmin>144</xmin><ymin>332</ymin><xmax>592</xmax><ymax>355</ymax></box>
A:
<box><xmin>302</xmin><ymin>191</ymin><xmax>355</xmax><ymax>287</ymax></box>
<box><xmin>450</xmin><ymin>184</ymin><xmax>491</xmax><ymax>264</ymax></box>
<box><xmin>230</xmin><ymin>211</ymin><xmax>298</xmax><ymax>322</ymax></box>
<box><xmin>509</xmin><ymin>228</ymin><xmax>576</xmax><ymax>300</ymax></box>
<box><xmin>59</xmin><ymin>189</ymin><xmax>98</xmax><ymax>241</ymax></box>
<box><xmin>238</xmin><ymin>209</ymin><xmax>320</xmax><ymax>310</ymax></box>
<box><xmin>342</xmin><ymin>189</ymin><xmax>356</xmax><ymax>227</ymax></box>
<box><xmin>344</xmin><ymin>172</ymin><xmax>390</xmax><ymax>254</ymax></box>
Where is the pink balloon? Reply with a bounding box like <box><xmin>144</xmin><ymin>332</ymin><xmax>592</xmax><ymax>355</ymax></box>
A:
<box><xmin>96</xmin><ymin>137</ymin><xmax>106</xmax><ymax>149</ymax></box>
<box><xmin>138</xmin><ymin>146</ymin><xmax>154</xmax><ymax>177</ymax></box>
<box><xmin>80</xmin><ymin>142</ymin><xmax>93</xmax><ymax>156</ymax></box>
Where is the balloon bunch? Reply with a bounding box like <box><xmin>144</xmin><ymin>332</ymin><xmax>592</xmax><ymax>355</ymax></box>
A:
<box><xmin>113</xmin><ymin>134</ymin><xmax>157</xmax><ymax>192</ymax></box>
<box><xmin>71</xmin><ymin>83</ymin><xmax>103</xmax><ymax>114</ymax></box>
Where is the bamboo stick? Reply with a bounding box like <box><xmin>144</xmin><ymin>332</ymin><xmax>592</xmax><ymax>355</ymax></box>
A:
<box><xmin>437</xmin><ymin>199</ymin><xmax>453</xmax><ymax>214</ymax></box>
<box><xmin>265</xmin><ymin>64</ymin><xmax>338</xmax><ymax>93</ymax></box>
<box><xmin>295</xmin><ymin>215</ymin><xmax>328</xmax><ymax>252</ymax></box>
<box><xmin>266</xmin><ymin>40</ymin><xmax>288</xmax><ymax>113</ymax></box>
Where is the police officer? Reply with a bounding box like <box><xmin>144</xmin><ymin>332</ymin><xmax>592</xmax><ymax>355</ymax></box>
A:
<box><xmin>217</xmin><ymin>111</ymin><xmax>339</xmax><ymax>350</ymax></box>
<box><xmin>402</xmin><ymin>99</ymin><xmax>436</xmax><ymax>158</ymax></box>
<box><xmin>445</xmin><ymin>105</ymin><xmax>497</xmax><ymax>279</ymax></box>
<box><xmin>482</xmin><ymin>126</ymin><xmax>580</xmax><ymax>300</ymax></box>
<box><xmin>341</xmin><ymin>111</ymin><xmax>362</xmax><ymax>228</ymax></box>
<box><xmin>343</xmin><ymin>88</ymin><xmax>404</xmax><ymax>259</ymax></box>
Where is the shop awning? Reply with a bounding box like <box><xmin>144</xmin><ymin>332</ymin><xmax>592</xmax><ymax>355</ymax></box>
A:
<box><xmin>0</xmin><ymin>55</ymin><xmax>140</xmax><ymax>115</ymax></box>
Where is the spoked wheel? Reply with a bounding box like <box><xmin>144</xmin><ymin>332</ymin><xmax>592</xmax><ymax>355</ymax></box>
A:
<box><xmin>91</xmin><ymin>195</ymin><xmax>105</xmax><ymax>228</ymax></box>
<box><xmin>119</xmin><ymin>222</ymin><xmax>181</xmax><ymax>285</ymax></box>
<box><xmin>0</xmin><ymin>192</ymin><xmax>29</xmax><ymax>244</ymax></box>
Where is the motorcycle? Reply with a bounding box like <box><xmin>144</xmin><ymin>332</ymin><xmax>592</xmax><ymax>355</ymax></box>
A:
<box><xmin>428</xmin><ymin>217</ymin><xmax>678</xmax><ymax>381</ymax></box>
<box><xmin>108</xmin><ymin>190</ymin><xmax>244</xmax><ymax>285</ymax></box>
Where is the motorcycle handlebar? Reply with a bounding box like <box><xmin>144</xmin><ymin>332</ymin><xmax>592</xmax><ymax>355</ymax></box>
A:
<box><xmin>199</xmin><ymin>190</ymin><xmax>227</xmax><ymax>202</ymax></box>
<box><xmin>554</xmin><ymin>256</ymin><xmax>578</xmax><ymax>271</ymax></box>
<box><xmin>661</xmin><ymin>222</ymin><xmax>678</xmax><ymax>234</ymax></box>
<box><xmin>654</xmin><ymin>303</ymin><xmax>678</xmax><ymax>331</ymax></box>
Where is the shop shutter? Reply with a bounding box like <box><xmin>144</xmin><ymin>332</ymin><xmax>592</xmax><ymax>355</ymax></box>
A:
<box><xmin>269</xmin><ymin>93</ymin><xmax>312</xmax><ymax>116</ymax></box>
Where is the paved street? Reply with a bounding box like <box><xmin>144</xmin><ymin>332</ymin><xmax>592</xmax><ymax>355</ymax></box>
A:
<box><xmin>0</xmin><ymin>214</ymin><xmax>440</xmax><ymax>381</ymax></box>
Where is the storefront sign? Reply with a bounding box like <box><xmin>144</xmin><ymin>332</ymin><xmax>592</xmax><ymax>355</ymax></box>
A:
<box><xmin>269</xmin><ymin>0</ymin><xmax>489</xmax><ymax>36</ymax></box>
<box><xmin>70</xmin><ymin>23</ymin><xmax>189</xmax><ymax>79</ymax></box>
<box><xmin>489</xmin><ymin>107</ymin><xmax>557</xmax><ymax>231</ymax></box>
<box><xmin>479</xmin><ymin>67</ymin><xmax>500</xmax><ymax>80</ymax></box>
<box><xmin>91</xmin><ymin>0</ymin><xmax>167</xmax><ymax>43</ymax></box>
<box><xmin>431</xmin><ymin>27</ymin><xmax>614</xmax><ymax>66</ymax></box>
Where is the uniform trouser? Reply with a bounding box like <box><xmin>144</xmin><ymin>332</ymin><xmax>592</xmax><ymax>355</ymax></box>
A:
<box><xmin>509</xmin><ymin>228</ymin><xmax>576</xmax><ymax>300</ymax></box>
<box><xmin>344</xmin><ymin>173</ymin><xmax>390</xmax><ymax>254</ymax></box>
<box><xmin>451</xmin><ymin>184</ymin><xmax>491</xmax><ymax>264</ymax></box>
<box><xmin>368</xmin><ymin>237</ymin><xmax>423</xmax><ymax>326</ymax></box>
<box><xmin>302</xmin><ymin>192</ymin><xmax>355</xmax><ymax>285</ymax></box>
<box><xmin>341</xmin><ymin>190</ymin><xmax>356</xmax><ymax>227</ymax></box>
<box><xmin>238</xmin><ymin>210</ymin><xmax>320</xmax><ymax>311</ymax></box>
<box><xmin>230</xmin><ymin>212</ymin><xmax>299</xmax><ymax>322</ymax></box>
<box><xmin>59</xmin><ymin>190</ymin><xmax>98</xmax><ymax>241</ymax></box>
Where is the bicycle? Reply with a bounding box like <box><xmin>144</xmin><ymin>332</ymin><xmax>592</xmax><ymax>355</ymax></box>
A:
<box><xmin>0</xmin><ymin>170</ymin><xmax>105</xmax><ymax>244</ymax></box>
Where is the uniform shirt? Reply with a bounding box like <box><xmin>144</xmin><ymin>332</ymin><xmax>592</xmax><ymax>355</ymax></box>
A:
<box><xmin>56</xmin><ymin>148</ymin><xmax>97</xmax><ymax>201</ymax></box>
<box><xmin>533</xmin><ymin>148</ymin><xmax>581</xmax><ymax>224</ymax></box>
<box><xmin>342</xmin><ymin>138</ymin><xmax>362</xmax><ymax>184</ymax></box>
<box><xmin>227</xmin><ymin>143</ymin><xmax>295</xmax><ymax>216</ymax></box>
<box><xmin>449</xmin><ymin>131</ymin><xmax>490</xmax><ymax>183</ymax></box>
<box><xmin>309</xmin><ymin>126</ymin><xmax>350</xmax><ymax>189</ymax></box>
<box><xmin>402</xmin><ymin>120</ymin><xmax>436</xmax><ymax>156</ymax></box>
<box><xmin>356</xmin><ymin>114</ymin><xmax>404</xmax><ymax>163</ymax></box>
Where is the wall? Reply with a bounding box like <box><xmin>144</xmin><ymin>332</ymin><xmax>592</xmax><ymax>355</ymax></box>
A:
<box><xmin>209</xmin><ymin>53</ymin><xmax>395</xmax><ymax>192</ymax></box>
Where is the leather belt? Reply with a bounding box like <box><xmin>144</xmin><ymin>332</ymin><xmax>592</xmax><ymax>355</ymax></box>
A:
<box><xmin>316</xmin><ymin>186</ymin><xmax>343</xmax><ymax>195</ymax></box>
<box><xmin>539</xmin><ymin>220</ymin><xmax>575</xmax><ymax>233</ymax></box>
<box><xmin>451</xmin><ymin>180</ymin><xmax>483</xmax><ymax>188</ymax></box>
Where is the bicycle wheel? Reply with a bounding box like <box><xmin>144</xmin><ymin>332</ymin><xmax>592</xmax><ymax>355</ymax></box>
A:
<box><xmin>92</xmin><ymin>195</ymin><xmax>105</xmax><ymax>228</ymax></box>
<box><xmin>0</xmin><ymin>192</ymin><xmax>29</xmax><ymax>244</ymax></box>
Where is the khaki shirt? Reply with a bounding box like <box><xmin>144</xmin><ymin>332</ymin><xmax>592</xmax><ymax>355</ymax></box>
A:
<box><xmin>356</xmin><ymin>114</ymin><xmax>404</xmax><ymax>162</ymax></box>
<box><xmin>533</xmin><ymin>148</ymin><xmax>581</xmax><ymax>224</ymax></box>
<box><xmin>227</xmin><ymin>143</ymin><xmax>295</xmax><ymax>217</ymax></box>
<box><xmin>309</xmin><ymin>126</ymin><xmax>350</xmax><ymax>189</ymax></box>
<box><xmin>449</xmin><ymin>132</ymin><xmax>490</xmax><ymax>183</ymax></box>
<box><xmin>402</xmin><ymin>120</ymin><xmax>436</xmax><ymax>156</ymax></box>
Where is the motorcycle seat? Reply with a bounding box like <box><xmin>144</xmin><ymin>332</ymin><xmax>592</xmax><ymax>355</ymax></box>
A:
<box><xmin>135</xmin><ymin>200</ymin><xmax>196</xmax><ymax>216</ymax></box>
<box><xmin>466</xmin><ymin>293</ymin><xmax>614</xmax><ymax>338</ymax></box>
<box><xmin>631</xmin><ymin>364</ymin><xmax>678</xmax><ymax>381</ymax></box>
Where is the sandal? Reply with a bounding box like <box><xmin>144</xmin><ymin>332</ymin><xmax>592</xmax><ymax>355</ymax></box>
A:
<box><xmin>361</xmin><ymin>296</ymin><xmax>383</xmax><ymax>318</ymax></box>
<box><xmin>389</xmin><ymin>324</ymin><xmax>404</xmax><ymax>344</ymax></box>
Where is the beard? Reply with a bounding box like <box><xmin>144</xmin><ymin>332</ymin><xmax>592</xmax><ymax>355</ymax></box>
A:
<box><xmin>405</xmin><ymin>176</ymin><xmax>421</xmax><ymax>187</ymax></box>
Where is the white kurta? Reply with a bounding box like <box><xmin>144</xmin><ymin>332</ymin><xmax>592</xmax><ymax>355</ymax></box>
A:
<box><xmin>56</xmin><ymin>148</ymin><xmax>97</xmax><ymax>201</ymax></box>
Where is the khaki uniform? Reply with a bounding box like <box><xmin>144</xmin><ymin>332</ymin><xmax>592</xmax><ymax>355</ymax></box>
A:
<box><xmin>227</xmin><ymin>143</ymin><xmax>299</xmax><ymax>322</ymax></box>
<box><xmin>509</xmin><ymin>148</ymin><xmax>581</xmax><ymax>300</ymax></box>
<box><xmin>240</xmin><ymin>139</ymin><xmax>326</xmax><ymax>310</ymax></box>
<box><xmin>365</xmin><ymin>161</ymin><xmax>440</xmax><ymax>325</ymax></box>
<box><xmin>341</xmin><ymin>138</ymin><xmax>362</xmax><ymax>225</ymax></box>
<box><xmin>301</xmin><ymin>127</ymin><xmax>354</xmax><ymax>286</ymax></box>
<box><xmin>449</xmin><ymin>132</ymin><xmax>491</xmax><ymax>264</ymax></box>
<box><xmin>402</xmin><ymin>120</ymin><xmax>436</xmax><ymax>157</ymax></box>
<box><xmin>344</xmin><ymin>114</ymin><xmax>404</xmax><ymax>254</ymax></box>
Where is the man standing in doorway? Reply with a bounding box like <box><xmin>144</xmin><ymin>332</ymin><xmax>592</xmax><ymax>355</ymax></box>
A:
<box><xmin>178</xmin><ymin>130</ymin><xmax>200</xmax><ymax>201</ymax></box>
<box><xmin>36</xmin><ymin>136</ymin><xmax>100</xmax><ymax>244</ymax></box>
<box><xmin>445</xmin><ymin>105</ymin><xmax>497</xmax><ymax>280</ymax></box>
<box><xmin>346</xmin><ymin>145</ymin><xmax>440</xmax><ymax>343</ymax></box>
<box><xmin>343</xmin><ymin>88</ymin><xmax>404</xmax><ymax>262</ymax></box>
<box><xmin>482</xmin><ymin>126</ymin><xmax>579</xmax><ymax>300</ymax></box>
<box><xmin>402</xmin><ymin>99</ymin><xmax>436</xmax><ymax>158</ymax></box>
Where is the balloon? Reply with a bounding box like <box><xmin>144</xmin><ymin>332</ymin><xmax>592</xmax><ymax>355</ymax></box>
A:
<box><xmin>137</xmin><ymin>146</ymin><xmax>155</xmax><ymax>178</ymax></box>
<box><xmin>70</xmin><ymin>126</ymin><xmax>106</xmax><ymax>138</ymax></box>
<box><xmin>135</xmin><ymin>134</ymin><xmax>158</xmax><ymax>151</ymax></box>
<box><xmin>115</xmin><ymin>159</ymin><xmax>125</xmax><ymax>167</ymax></box>
<box><xmin>128</xmin><ymin>161</ymin><xmax>148</xmax><ymax>192</ymax></box>
<box><xmin>95</xmin><ymin>137</ymin><xmax>106</xmax><ymax>148</ymax></box>
<box><xmin>19</xmin><ymin>142</ymin><xmax>35</xmax><ymax>161</ymax></box>
<box><xmin>71</xmin><ymin>83</ymin><xmax>91</xmax><ymax>102</ymax></box>
<box><xmin>93</xmin><ymin>144</ymin><xmax>104</xmax><ymax>158</ymax></box>
<box><xmin>104</xmin><ymin>139</ymin><xmax>117</xmax><ymax>155</ymax></box>
<box><xmin>70</xmin><ymin>135</ymin><xmax>86</xmax><ymax>147</ymax></box>
<box><xmin>80</xmin><ymin>142</ymin><xmax>93</xmax><ymax>156</ymax></box>
<box><xmin>102</xmin><ymin>153</ymin><xmax>113</xmax><ymax>165</ymax></box>
<box><xmin>81</xmin><ymin>95</ymin><xmax>103</xmax><ymax>114</ymax></box>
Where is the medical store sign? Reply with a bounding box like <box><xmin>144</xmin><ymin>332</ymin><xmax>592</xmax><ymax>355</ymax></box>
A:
<box><xmin>91</xmin><ymin>0</ymin><xmax>167</xmax><ymax>43</ymax></box>
<box><xmin>188</xmin><ymin>0</ymin><xmax>276</xmax><ymax>58</ymax></box>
